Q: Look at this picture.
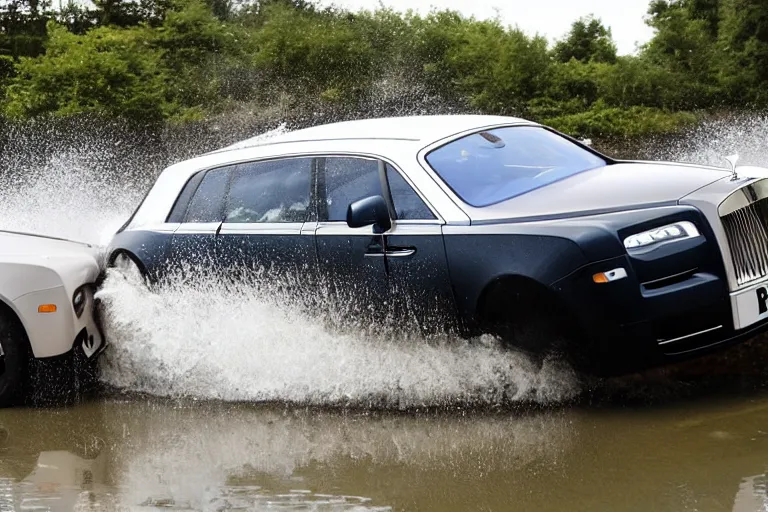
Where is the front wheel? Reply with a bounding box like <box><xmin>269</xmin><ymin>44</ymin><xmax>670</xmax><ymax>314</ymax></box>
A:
<box><xmin>111</xmin><ymin>252</ymin><xmax>146</xmax><ymax>283</ymax></box>
<box><xmin>0</xmin><ymin>313</ymin><xmax>28</xmax><ymax>407</ymax></box>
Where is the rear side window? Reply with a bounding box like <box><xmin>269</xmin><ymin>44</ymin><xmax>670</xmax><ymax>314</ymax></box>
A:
<box><xmin>183</xmin><ymin>168</ymin><xmax>230</xmax><ymax>222</ymax></box>
<box><xmin>322</xmin><ymin>157</ymin><xmax>381</xmax><ymax>222</ymax></box>
<box><xmin>224</xmin><ymin>158</ymin><xmax>312</xmax><ymax>223</ymax></box>
<box><xmin>386</xmin><ymin>167</ymin><xmax>435</xmax><ymax>220</ymax></box>
<box><xmin>426</xmin><ymin>126</ymin><xmax>606</xmax><ymax>207</ymax></box>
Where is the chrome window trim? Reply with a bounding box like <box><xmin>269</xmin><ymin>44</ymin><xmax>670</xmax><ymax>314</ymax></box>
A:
<box><xmin>172</xmin><ymin>152</ymin><xmax>450</xmax><ymax>225</ymax></box>
<box><xmin>124</xmin><ymin>222</ymin><xmax>180</xmax><ymax>233</ymax></box>
<box><xmin>387</xmin><ymin>222</ymin><xmax>443</xmax><ymax>235</ymax></box>
<box><xmin>315</xmin><ymin>222</ymin><xmax>378</xmax><ymax>236</ymax></box>
<box><xmin>218</xmin><ymin>222</ymin><xmax>306</xmax><ymax>236</ymax></box>
<box><xmin>128</xmin><ymin>141</ymin><xmax>473</xmax><ymax>229</ymax></box>
<box><xmin>172</xmin><ymin>222</ymin><xmax>220</xmax><ymax>234</ymax></box>
<box><xmin>315</xmin><ymin>220</ymin><xmax>443</xmax><ymax>236</ymax></box>
<box><xmin>300</xmin><ymin>221</ymin><xmax>317</xmax><ymax>235</ymax></box>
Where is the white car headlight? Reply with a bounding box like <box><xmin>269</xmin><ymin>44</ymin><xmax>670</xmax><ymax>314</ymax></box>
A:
<box><xmin>623</xmin><ymin>221</ymin><xmax>700</xmax><ymax>250</ymax></box>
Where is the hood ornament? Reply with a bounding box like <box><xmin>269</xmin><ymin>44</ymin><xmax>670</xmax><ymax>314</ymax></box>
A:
<box><xmin>725</xmin><ymin>154</ymin><xmax>740</xmax><ymax>181</ymax></box>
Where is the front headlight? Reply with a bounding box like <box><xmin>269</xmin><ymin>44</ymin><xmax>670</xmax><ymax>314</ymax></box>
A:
<box><xmin>623</xmin><ymin>221</ymin><xmax>701</xmax><ymax>250</ymax></box>
<box><xmin>72</xmin><ymin>287</ymin><xmax>87</xmax><ymax>318</ymax></box>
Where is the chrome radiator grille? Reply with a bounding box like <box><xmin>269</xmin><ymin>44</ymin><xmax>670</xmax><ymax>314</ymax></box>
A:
<box><xmin>721</xmin><ymin>196</ymin><xmax>768</xmax><ymax>286</ymax></box>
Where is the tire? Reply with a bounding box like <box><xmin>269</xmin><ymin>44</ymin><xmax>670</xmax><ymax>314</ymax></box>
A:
<box><xmin>489</xmin><ymin>309</ymin><xmax>564</xmax><ymax>357</ymax></box>
<box><xmin>111</xmin><ymin>252</ymin><xmax>148</xmax><ymax>284</ymax></box>
<box><xmin>0</xmin><ymin>313</ymin><xmax>29</xmax><ymax>407</ymax></box>
<box><xmin>480</xmin><ymin>281</ymin><xmax>586</xmax><ymax>367</ymax></box>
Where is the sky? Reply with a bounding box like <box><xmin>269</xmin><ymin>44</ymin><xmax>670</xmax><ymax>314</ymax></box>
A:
<box><xmin>319</xmin><ymin>0</ymin><xmax>656</xmax><ymax>55</ymax></box>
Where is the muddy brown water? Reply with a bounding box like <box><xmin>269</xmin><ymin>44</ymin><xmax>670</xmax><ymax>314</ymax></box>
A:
<box><xmin>4</xmin><ymin>341</ymin><xmax>768</xmax><ymax>511</ymax></box>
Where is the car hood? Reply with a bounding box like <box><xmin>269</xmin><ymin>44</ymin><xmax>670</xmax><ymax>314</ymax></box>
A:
<box><xmin>469</xmin><ymin>162</ymin><xmax>734</xmax><ymax>223</ymax></box>
<box><xmin>0</xmin><ymin>230</ymin><xmax>98</xmax><ymax>258</ymax></box>
<box><xmin>0</xmin><ymin>231</ymin><xmax>104</xmax><ymax>296</ymax></box>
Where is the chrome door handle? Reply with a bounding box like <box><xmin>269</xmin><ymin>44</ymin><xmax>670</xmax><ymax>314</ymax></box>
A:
<box><xmin>385</xmin><ymin>248</ymin><xmax>416</xmax><ymax>257</ymax></box>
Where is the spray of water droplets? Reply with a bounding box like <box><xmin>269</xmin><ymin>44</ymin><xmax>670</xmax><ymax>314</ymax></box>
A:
<box><xmin>95</xmin><ymin>267</ymin><xmax>579</xmax><ymax>407</ymax></box>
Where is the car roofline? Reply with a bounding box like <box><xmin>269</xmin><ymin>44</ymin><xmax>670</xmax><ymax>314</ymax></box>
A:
<box><xmin>207</xmin><ymin>136</ymin><xmax>421</xmax><ymax>156</ymax></box>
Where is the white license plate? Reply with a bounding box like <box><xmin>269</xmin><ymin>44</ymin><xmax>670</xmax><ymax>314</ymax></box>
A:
<box><xmin>732</xmin><ymin>283</ymin><xmax>768</xmax><ymax>330</ymax></box>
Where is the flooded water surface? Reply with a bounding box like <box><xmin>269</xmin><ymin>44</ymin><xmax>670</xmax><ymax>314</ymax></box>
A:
<box><xmin>4</xmin><ymin>385</ymin><xmax>768</xmax><ymax>511</ymax></box>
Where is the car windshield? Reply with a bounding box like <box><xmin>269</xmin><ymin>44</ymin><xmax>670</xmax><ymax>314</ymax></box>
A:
<box><xmin>425</xmin><ymin>126</ymin><xmax>607</xmax><ymax>207</ymax></box>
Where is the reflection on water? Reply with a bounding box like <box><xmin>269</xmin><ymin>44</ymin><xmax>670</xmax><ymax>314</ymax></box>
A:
<box><xmin>734</xmin><ymin>474</ymin><xmax>768</xmax><ymax>512</ymax></box>
<box><xmin>1</xmin><ymin>395</ymin><xmax>768</xmax><ymax>511</ymax></box>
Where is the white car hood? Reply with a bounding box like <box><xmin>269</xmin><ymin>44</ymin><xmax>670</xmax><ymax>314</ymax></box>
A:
<box><xmin>0</xmin><ymin>231</ymin><xmax>103</xmax><ymax>300</ymax></box>
<box><xmin>0</xmin><ymin>230</ymin><xmax>97</xmax><ymax>257</ymax></box>
<box><xmin>469</xmin><ymin>162</ymin><xmax>734</xmax><ymax>222</ymax></box>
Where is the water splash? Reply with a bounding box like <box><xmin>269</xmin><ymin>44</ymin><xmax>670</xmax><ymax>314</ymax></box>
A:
<box><xmin>0</xmin><ymin>148</ymin><xmax>145</xmax><ymax>245</ymax></box>
<box><xmin>96</xmin><ymin>268</ymin><xmax>579</xmax><ymax>407</ymax></box>
<box><xmin>639</xmin><ymin>113</ymin><xmax>768</xmax><ymax>167</ymax></box>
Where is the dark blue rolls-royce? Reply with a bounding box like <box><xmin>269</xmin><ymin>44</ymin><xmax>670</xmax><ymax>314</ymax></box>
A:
<box><xmin>107</xmin><ymin>115</ymin><xmax>768</xmax><ymax>374</ymax></box>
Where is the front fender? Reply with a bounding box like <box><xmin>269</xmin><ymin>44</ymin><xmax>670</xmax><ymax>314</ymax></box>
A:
<box><xmin>12</xmin><ymin>286</ymin><xmax>77</xmax><ymax>358</ymax></box>
<box><xmin>442</xmin><ymin>230</ymin><xmax>587</xmax><ymax>320</ymax></box>
<box><xmin>0</xmin><ymin>260</ymin><xmax>102</xmax><ymax>358</ymax></box>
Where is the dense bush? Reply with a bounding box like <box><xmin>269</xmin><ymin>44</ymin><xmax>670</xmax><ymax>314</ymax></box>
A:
<box><xmin>1</xmin><ymin>0</ymin><xmax>767</xmax><ymax>139</ymax></box>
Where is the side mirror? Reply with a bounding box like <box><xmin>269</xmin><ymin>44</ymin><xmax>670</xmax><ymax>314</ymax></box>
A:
<box><xmin>346</xmin><ymin>195</ymin><xmax>391</xmax><ymax>233</ymax></box>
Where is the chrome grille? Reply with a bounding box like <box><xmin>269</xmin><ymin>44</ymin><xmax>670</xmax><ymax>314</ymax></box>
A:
<box><xmin>721</xmin><ymin>196</ymin><xmax>768</xmax><ymax>286</ymax></box>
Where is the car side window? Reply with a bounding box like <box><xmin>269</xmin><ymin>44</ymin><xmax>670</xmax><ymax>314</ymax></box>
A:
<box><xmin>183</xmin><ymin>167</ymin><xmax>230</xmax><ymax>223</ymax></box>
<box><xmin>323</xmin><ymin>157</ymin><xmax>381</xmax><ymax>222</ymax></box>
<box><xmin>224</xmin><ymin>158</ymin><xmax>312</xmax><ymax>223</ymax></box>
<box><xmin>386</xmin><ymin>166</ymin><xmax>436</xmax><ymax>220</ymax></box>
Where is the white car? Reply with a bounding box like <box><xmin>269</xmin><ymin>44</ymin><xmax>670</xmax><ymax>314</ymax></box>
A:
<box><xmin>0</xmin><ymin>230</ymin><xmax>105</xmax><ymax>406</ymax></box>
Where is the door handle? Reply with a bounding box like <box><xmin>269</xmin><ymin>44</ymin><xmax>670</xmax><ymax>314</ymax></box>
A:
<box><xmin>363</xmin><ymin>238</ymin><xmax>416</xmax><ymax>258</ymax></box>
<box><xmin>385</xmin><ymin>247</ymin><xmax>416</xmax><ymax>257</ymax></box>
<box><xmin>364</xmin><ymin>238</ymin><xmax>385</xmax><ymax>257</ymax></box>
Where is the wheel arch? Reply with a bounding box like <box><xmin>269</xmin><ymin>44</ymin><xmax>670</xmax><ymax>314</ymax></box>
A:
<box><xmin>474</xmin><ymin>273</ymin><xmax>587</xmax><ymax>342</ymax></box>
<box><xmin>0</xmin><ymin>295</ymin><xmax>31</xmax><ymax>347</ymax></box>
<box><xmin>107</xmin><ymin>248</ymin><xmax>148</xmax><ymax>275</ymax></box>
<box><xmin>107</xmin><ymin>229</ymin><xmax>175</xmax><ymax>282</ymax></box>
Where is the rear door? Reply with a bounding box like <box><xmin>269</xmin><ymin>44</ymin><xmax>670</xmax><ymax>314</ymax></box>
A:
<box><xmin>168</xmin><ymin>166</ymin><xmax>231</xmax><ymax>276</ymax></box>
<box><xmin>216</xmin><ymin>157</ymin><xmax>317</xmax><ymax>294</ymax></box>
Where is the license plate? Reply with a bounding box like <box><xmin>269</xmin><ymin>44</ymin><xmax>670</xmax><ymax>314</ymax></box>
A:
<box><xmin>732</xmin><ymin>283</ymin><xmax>768</xmax><ymax>330</ymax></box>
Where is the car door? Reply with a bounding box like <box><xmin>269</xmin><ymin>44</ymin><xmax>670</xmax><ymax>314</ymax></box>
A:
<box><xmin>168</xmin><ymin>165</ymin><xmax>231</xmax><ymax>276</ymax></box>
<box><xmin>315</xmin><ymin>156</ymin><xmax>456</xmax><ymax>333</ymax></box>
<box><xmin>216</xmin><ymin>157</ymin><xmax>317</xmax><ymax>296</ymax></box>
<box><xmin>315</xmin><ymin>156</ymin><xmax>390</xmax><ymax>325</ymax></box>
<box><xmin>380</xmin><ymin>164</ymin><xmax>458</xmax><ymax>334</ymax></box>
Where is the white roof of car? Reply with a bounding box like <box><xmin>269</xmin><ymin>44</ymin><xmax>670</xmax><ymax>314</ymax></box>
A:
<box><xmin>127</xmin><ymin>115</ymin><xmax>536</xmax><ymax>229</ymax></box>
<box><xmin>224</xmin><ymin>115</ymin><xmax>532</xmax><ymax>151</ymax></box>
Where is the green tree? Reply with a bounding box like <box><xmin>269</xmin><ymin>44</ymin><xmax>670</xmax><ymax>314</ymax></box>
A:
<box><xmin>3</xmin><ymin>23</ymin><xmax>168</xmax><ymax>120</ymax></box>
<box><xmin>717</xmin><ymin>0</ymin><xmax>768</xmax><ymax>105</ymax></box>
<box><xmin>0</xmin><ymin>0</ymin><xmax>752</xmax><ymax>140</ymax></box>
<box><xmin>553</xmin><ymin>15</ymin><xmax>617</xmax><ymax>64</ymax></box>
<box><xmin>248</xmin><ymin>2</ymin><xmax>374</xmax><ymax>103</ymax></box>
<box><xmin>644</xmin><ymin>1</ymin><xmax>717</xmax><ymax>79</ymax></box>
